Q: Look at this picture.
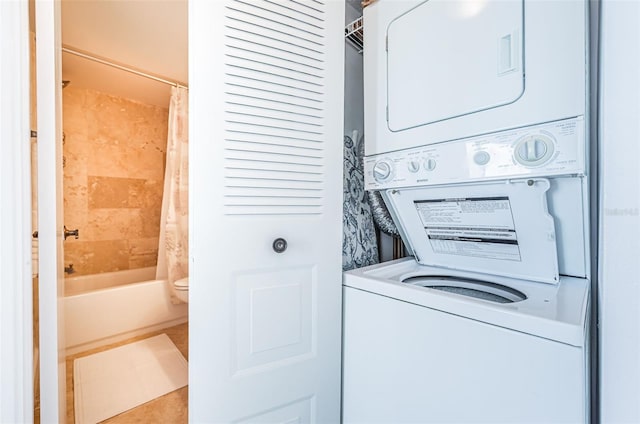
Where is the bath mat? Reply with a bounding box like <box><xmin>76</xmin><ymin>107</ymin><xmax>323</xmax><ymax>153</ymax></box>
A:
<box><xmin>74</xmin><ymin>333</ymin><xmax>188</xmax><ymax>424</ymax></box>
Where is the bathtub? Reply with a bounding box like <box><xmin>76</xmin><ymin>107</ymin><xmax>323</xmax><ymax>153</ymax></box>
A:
<box><xmin>64</xmin><ymin>267</ymin><xmax>188</xmax><ymax>355</ymax></box>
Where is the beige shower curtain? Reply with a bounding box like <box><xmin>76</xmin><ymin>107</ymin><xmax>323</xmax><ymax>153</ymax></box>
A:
<box><xmin>156</xmin><ymin>86</ymin><xmax>188</xmax><ymax>303</ymax></box>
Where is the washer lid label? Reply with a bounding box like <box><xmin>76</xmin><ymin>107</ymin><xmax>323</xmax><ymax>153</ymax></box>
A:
<box><xmin>386</xmin><ymin>179</ymin><xmax>560</xmax><ymax>284</ymax></box>
<box><xmin>414</xmin><ymin>197</ymin><xmax>521</xmax><ymax>261</ymax></box>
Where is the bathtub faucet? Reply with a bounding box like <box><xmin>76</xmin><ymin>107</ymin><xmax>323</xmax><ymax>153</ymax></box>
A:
<box><xmin>64</xmin><ymin>226</ymin><xmax>79</xmax><ymax>240</ymax></box>
<box><xmin>65</xmin><ymin>263</ymin><xmax>75</xmax><ymax>275</ymax></box>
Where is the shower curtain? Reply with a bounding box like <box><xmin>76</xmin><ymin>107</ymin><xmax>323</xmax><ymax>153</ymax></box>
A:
<box><xmin>156</xmin><ymin>86</ymin><xmax>188</xmax><ymax>303</ymax></box>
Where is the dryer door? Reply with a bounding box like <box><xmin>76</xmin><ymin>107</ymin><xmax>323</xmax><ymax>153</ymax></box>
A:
<box><xmin>387</xmin><ymin>0</ymin><xmax>524</xmax><ymax>131</ymax></box>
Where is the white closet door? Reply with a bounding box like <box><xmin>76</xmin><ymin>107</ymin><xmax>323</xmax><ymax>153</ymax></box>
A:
<box><xmin>190</xmin><ymin>1</ymin><xmax>345</xmax><ymax>422</ymax></box>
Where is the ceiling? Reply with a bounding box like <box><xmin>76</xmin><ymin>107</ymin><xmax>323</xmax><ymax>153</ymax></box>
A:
<box><xmin>61</xmin><ymin>0</ymin><xmax>188</xmax><ymax>108</ymax></box>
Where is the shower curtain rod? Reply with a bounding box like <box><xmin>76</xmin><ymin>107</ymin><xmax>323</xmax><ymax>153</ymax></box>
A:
<box><xmin>61</xmin><ymin>46</ymin><xmax>188</xmax><ymax>89</ymax></box>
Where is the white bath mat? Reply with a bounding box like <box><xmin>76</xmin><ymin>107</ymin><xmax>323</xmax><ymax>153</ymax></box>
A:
<box><xmin>74</xmin><ymin>333</ymin><xmax>188</xmax><ymax>424</ymax></box>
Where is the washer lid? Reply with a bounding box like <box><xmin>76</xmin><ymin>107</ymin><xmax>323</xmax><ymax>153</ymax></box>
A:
<box><xmin>384</xmin><ymin>178</ymin><xmax>559</xmax><ymax>284</ymax></box>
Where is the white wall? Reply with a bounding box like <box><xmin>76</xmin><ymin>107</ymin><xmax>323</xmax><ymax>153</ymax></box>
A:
<box><xmin>0</xmin><ymin>1</ymin><xmax>34</xmax><ymax>422</ymax></box>
<box><xmin>344</xmin><ymin>2</ymin><xmax>364</xmax><ymax>137</ymax></box>
<box><xmin>599</xmin><ymin>1</ymin><xmax>640</xmax><ymax>422</ymax></box>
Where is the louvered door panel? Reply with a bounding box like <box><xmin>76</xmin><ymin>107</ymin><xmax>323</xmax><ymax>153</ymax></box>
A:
<box><xmin>226</xmin><ymin>31</ymin><xmax>324</xmax><ymax>66</ymax></box>
<box><xmin>224</xmin><ymin>0</ymin><xmax>330</xmax><ymax>217</ymax></box>
<box><xmin>226</xmin><ymin>97</ymin><xmax>323</xmax><ymax>120</ymax></box>
<box><xmin>226</xmin><ymin>85</ymin><xmax>323</xmax><ymax>110</ymax></box>
<box><xmin>225</xmin><ymin>65</ymin><xmax>323</xmax><ymax>96</ymax></box>
<box><xmin>190</xmin><ymin>0</ymin><xmax>344</xmax><ymax>422</ymax></box>
<box><xmin>226</xmin><ymin>48</ymin><xmax>324</xmax><ymax>77</ymax></box>
<box><xmin>226</xmin><ymin>103</ymin><xmax>323</xmax><ymax>127</ymax></box>
<box><xmin>226</xmin><ymin>111</ymin><xmax>323</xmax><ymax>136</ymax></box>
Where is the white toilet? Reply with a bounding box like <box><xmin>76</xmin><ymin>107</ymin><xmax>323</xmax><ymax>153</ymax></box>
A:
<box><xmin>173</xmin><ymin>277</ymin><xmax>189</xmax><ymax>303</ymax></box>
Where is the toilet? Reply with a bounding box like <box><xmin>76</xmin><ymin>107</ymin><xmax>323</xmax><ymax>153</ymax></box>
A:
<box><xmin>173</xmin><ymin>277</ymin><xmax>189</xmax><ymax>303</ymax></box>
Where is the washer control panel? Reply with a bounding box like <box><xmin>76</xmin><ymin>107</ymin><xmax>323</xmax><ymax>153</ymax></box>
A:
<box><xmin>364</xmin><ymin>117</ymin><xmax>585</xmax><ymax>190</ymax></box>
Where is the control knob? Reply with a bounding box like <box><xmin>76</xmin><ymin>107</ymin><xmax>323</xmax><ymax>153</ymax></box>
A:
<box><xmin>407</xmin><ymin>160</ymin><xmax>420</xmax><ymax>173</ymax></box>
<box><xmin>473</xmin><ymin>151</ymin><xmax>491</xmax><ymax>166</ymax></box>
<box><xmin>515</xmin><ymin>134</ymin><xmax>555</xmax><ymax>167</ymax></box>
<box><xmin>373</xmin><ymin>160</ymin><xmax>394</xmax><ymax>183</ymax></box>
<box><xmin>424</xmin><ymin>158</ymin><xmax>437</xmax><ymax>171</ymax></box>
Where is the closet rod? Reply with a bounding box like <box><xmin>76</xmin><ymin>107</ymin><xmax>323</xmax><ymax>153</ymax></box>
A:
<box><xmin>61</xmin><ymin>46</ymin><xmax>188</xmax><ymax>89</ymax></box>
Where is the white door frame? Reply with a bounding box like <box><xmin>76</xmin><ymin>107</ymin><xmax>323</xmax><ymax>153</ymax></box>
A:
<box><xmin>0</xmin><ymin>1</ymin><xmax>34</xmax><ymax>423</ymax></box>
<box><xmin>36</xmin><ymin>0</ymin><xmax>67</xmax><ymax>421</ymax></box>
<box><xmin>598</xmin><ymin>1</ymin><xmax>640</xmax><ymax>421</ymax></box>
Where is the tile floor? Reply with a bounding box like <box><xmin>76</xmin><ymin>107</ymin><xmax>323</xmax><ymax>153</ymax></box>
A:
<box><xmin>65</xmin><ymin>323</ymin><xmax>188</xmax><ymax>423</ymax></box>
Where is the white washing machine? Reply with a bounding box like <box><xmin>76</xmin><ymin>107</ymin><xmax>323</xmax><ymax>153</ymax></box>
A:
<box><xmin>343</xmin><ymin>259</ymin><xmax>589</xmax><ymax>423</ymax></box>
<box><xmin>342</xmin><ymin>117</ymin><xmax>590</xmax><ymax>422</ymax></box>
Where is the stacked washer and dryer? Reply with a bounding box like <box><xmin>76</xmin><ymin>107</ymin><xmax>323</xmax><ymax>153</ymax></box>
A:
<box><xmin>343</xmin><ymin>0</ymin><xmax>591</xmax><ymax>423</ymax></box>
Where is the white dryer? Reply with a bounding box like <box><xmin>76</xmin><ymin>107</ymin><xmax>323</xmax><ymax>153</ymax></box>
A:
<box><xmin>363</xmin><ymin>0</ymin><xmax>588</xmax><ymax>155</ymax></box>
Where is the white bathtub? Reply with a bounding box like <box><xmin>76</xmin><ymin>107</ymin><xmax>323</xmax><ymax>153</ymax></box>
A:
<box><xmin>64</xmin><ymin>267</ymin><xmax>188</xmax><ymax>354</ymax></box>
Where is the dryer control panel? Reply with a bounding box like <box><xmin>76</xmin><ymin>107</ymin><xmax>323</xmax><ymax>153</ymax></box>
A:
<box><xmin>364</xmin><ymin>117</ymin><xmax>585</xmax><ymax>190</ymax></box>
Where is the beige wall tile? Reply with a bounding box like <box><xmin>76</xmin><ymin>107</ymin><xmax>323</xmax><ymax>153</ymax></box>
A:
<box><xmin>84</xmin><ymin>209</ymin><xmax>144</xmax><ymax>241</ymax></box>
<box><xmin>89</xmin><ymin>144</ymin><xmax>165</xmax><ymax>180</ymax></box>
<box><xmin>129</xmin><ymin>238</ymin><xmax>160</xmax><ymax>269</ymax></box>
<box><xmin>63</xmin><ymin>174</ymin><xmax>89</xmax><ymax>231</ymax></box>
<box><xmin>128</xmin><ymin>179</ymin><xmax>163</xmax><ymax>209</ymax></box>
<box><xmin>88</xmin><ymin>176</ymin><xmax>131</xmax><ymax>209</ymax></box>
<box><xmin>63</xmin><ymin>87</ymin><xmax>168</xmax><ymax>276</ymax></box>
<box><xmin>141</xmin><ymin>208</ymin><xmax>162</xmax><ymax>238</ymax></box>
<box><xmin>64</xmin><ymin>240</ymin><xmax>130</xmax><ymax>276</ymax></box>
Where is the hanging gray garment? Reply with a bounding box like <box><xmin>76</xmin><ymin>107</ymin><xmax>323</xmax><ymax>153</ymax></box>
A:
<box><xmin>342</xmin><ymin>135</ymin><xmax>379</xmax><ymax>271</ymax></box>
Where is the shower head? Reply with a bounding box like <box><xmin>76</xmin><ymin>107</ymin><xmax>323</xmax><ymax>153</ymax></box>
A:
<box><xmin>62</xmin><ymin>80</ymin><xmax>70</xmax><ymax>89</ymax></box>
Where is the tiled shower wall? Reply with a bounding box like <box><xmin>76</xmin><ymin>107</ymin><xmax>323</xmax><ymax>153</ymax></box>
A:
<box><xmin>63</xmin><ymin>87</ymin><xmax>168</xmax><ymax>276</ymax></box>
